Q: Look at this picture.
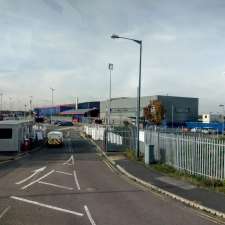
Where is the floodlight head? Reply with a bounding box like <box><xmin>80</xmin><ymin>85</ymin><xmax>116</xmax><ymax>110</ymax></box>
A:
<box><xmin>111</xmin><ymin>34</ymin><xmax>120</xmax><ymax>39</ymax></box>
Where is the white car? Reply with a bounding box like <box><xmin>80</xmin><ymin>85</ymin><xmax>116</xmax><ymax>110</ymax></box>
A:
<box><xmin>191</xmin><ymin>128</ymin><xmax>201</xmax><ymax>133</ymax></box>
<box><xmin>201</xmin><ymin>129</ymin><xmax>209</xmax><ymax>134</ymax></box>
<box><xmin>47</xmin><ymin>131</ymin><xmax>64</xmax><ymax>146</ymax></box>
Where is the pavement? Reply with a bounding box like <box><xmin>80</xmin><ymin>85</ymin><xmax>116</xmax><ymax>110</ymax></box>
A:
<box><xmin>0</xmin><ymin>128</ymin><xmax>222</xmax><ymax>225</ymax></box>
<box><xmin>108</xmin><ymin>155</ymin><xmax>225</xmax><ymax>213</ymax></box>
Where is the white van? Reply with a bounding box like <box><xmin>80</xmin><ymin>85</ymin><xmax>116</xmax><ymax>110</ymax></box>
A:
<box><xmin>47</xmin><ymin>131</ymin><xmax>63</xmax><ymax>146</ymax></box>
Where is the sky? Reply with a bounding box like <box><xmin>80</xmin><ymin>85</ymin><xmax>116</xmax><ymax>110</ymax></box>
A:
<box><xmin>0</xmin><ymin>0</ymin><xmax>225</xmax><ymax>113</ymax></box>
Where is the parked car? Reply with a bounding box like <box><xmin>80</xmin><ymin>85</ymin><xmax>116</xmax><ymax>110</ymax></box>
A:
<box><xmin>58</xmin><ymin>121</ymin><xmax>73</xmax><ymax>126</ymax></box>
<box><xmin>191</xmin><ymin>128</ymin><xmax>201</xmax><ymax>133</ymax></box>
<box><xmin>54</xmin><ymin>120</ymin><xmax>62</xmax><ymax>125</ymax></box>
<box><xmin>201</xmin><ymin>129</ymin><xmax>209</xmax><ymax>134</ymax></box>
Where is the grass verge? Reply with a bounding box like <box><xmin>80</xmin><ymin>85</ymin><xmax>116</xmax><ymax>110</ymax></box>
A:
<box><xmin>151</xmin><ymin>163</ymin><xmax>225</xmax><ymax>193</ymax></box>
<box><xmin>123</xmin><ymin>151</ymin><xmax>225</xmax><ymax>193</ymax></box>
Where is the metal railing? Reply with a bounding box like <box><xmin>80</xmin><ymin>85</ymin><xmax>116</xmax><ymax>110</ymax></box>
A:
<box><xmin>145</xmin><ymin>129</ymin><xmax>225</xmax><ymax>180</ymax></box>
<box><xmin>84</xmin><ymin>124</ymin><xmax>225</xmax><ymax>180</ymax></box>
<box><xmin>83</xmin><ymin>124</ymin><xmax>136</xmax><ymax>152</ymax></box>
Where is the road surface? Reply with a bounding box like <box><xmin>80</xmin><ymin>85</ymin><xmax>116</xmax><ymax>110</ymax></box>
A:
<box><xmin>0</xmin><ymin>128</ymin><xmax>222</xmax><ymax>225</ymax></box>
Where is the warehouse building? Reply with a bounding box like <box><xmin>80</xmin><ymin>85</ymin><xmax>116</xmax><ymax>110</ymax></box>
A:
<box><xmin>100</xmin><ymin>95</ymin><xmax>198</xmax><ymax>126</ymax></box>
<box><xmin>34</xmin><ymin>101</ymin><xmax>100</xmax><ymax>117</ymax></box>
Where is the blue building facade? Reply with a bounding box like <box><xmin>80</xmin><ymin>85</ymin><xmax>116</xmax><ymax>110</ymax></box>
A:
<box><xmin>34</xmin><ymin>101</ymin><xmax>100</xmax><ymax>117</ymax></box>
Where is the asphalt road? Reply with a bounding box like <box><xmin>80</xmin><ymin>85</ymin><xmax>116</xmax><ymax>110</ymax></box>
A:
<box><xmin>0</xmin><ymin>128</ymin><xmax>222</xmax><ymax>225</ymax></box>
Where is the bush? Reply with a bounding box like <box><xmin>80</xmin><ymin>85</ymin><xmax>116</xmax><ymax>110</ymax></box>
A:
<box><xmin>153</xmin><ymin>164</ymin><xmax>176</xmax><ymax>174</ymax></box>
<box><xmin>125</xmin><ymin>149</ymin><xmax>136</xmax><ymax>160</ymax></box>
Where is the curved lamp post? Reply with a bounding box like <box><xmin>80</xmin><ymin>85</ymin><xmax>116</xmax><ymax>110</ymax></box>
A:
<box><xmin>111</xmin><ymin>34</ymin><xmax>142</xmax><ymax>158</ymax></box>
<box><xmin>219</xmin><ymin>104</ymin><xmax>225</xmax><ymax>135</ymax></box>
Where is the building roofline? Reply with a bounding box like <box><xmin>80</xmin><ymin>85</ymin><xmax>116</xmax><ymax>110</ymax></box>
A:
<box><xmin>101</xmin><ymin>95</ymin><xmax>198</xmax><ymax>102</ymax></box>
<box><xmin>34</xmin><ymin>101</ymin><xmax>100</xmax><ymax>109</ymax></box>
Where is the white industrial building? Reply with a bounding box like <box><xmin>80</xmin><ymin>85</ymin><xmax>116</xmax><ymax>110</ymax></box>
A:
<box><xmin>100</xmin><ymin>95</ymin><xmax>199</xmax><ymax>125</ymax></box>
<box><xmin>202</xmin><ymin>114</ymin><xmax>223</xmax><ymax>123</ymax></box>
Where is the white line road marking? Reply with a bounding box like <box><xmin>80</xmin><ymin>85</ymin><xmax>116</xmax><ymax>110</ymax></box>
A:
<box><xmin>38</xmin><ymin>181</ymin><xmax>74</xmax><ymax>190</ymax></box>
<box><xmin>0</xmin><ymin>206</ymin><xmax>11</xmax><ymax>219</ymax></box>
<box><xmin>73</xmin><ymin>170</ymin><xmax>80</xmax><ymax>190</ymax></box>
<box><xmin>104</xmin><ymin>160</ymin><xmax>114</xmax><ymax>173</ymax></box>
<box><xmin>55</xmin><ymin>170</ymin><xmax>73</xmax><ymax>176</ymax></box>
<box><xmin>21</xmin><ymin>170</ymin><xmax>55</xmax><ymax>190</ymax></box>
<box><xmin>16</xmin><ymin>166</ymin><xmax>47</xmax><ymax>185</ymax></box>
<box><xmin>63</xmin><ymin>155</ymin><xmax>74</xmax><ymax>166</ymax></box>
<box><xmin>84</xmin><ymin>205</ymin><xmax>96</xmax><ymax>225</ymax></box>
<box><xmin>63</xmin><ymin>163</ymin><xmax>73</xmax><ymax>166</ymax></box>
<box><xmin>10</xmin><ymin>196</ymin><xmax>84</xmax><ymax>217</ymax></box>
<box><xmin>72</xmin><ymin>155</ymin><xmax>74</xmax><ymax>166</ymax></box>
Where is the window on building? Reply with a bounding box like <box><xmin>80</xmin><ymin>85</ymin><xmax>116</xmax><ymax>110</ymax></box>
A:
<box><xmin>0</xmin><ymin>128</ymin><xmax>12</xmax><ymax>139</ymax></box>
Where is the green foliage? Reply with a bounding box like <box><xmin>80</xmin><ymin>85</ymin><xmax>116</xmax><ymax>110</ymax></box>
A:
<box><xmin>152</xmin><ymin>163</ymin><xmax>225</xmax><ymax>193</ymax></box>
<box><xmin>125</xmin><ymin>149</ymin><xmax>136</xmax><ymax>160</ymax></box>
<box><xmin>153</xmin><ymin>164</ymin><xmax>176</xmax><ymax>174</ymax></box>
<box><xmin>218</xmin><ymin>136</ymin><xmax>225</xmax><ymax>141</ymax></box>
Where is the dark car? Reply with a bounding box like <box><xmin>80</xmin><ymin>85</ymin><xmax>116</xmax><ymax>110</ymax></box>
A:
<box><xmin>54</xmin><ymin>120</ymin><xmax>62</xmax><ymax>125</ymax></box>
<box><xmin>58</xmin><ymin>121</ymin><xmax>73</xmax><ymax>126</ymax></box>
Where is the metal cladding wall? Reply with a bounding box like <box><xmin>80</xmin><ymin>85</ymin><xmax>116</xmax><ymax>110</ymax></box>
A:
<box><xmin>34</xmin><ymin>102</ymin><xmax>100</xmax><ymax>117</ymax></box>
<box><xmin>100</xmin><ymin>95</ymin><xmax>199</xmax><ymax>125</ymax></box>
<box><xmin>78</xmin><ymin>101</ymin><xmax>100</xmax><ymax>110</ymax></box>
<box><xmin>100</xmin><ymin>96</ymin><xmax>157</xmax><ymax>120</ymax></box>
<box><xmin>60</xmin><ymin>105</ymin><xmax>75</xmax><ymax>112</ymax></box>
<box><xmin>34</xmin><ymin>106</ymin><xmax>61</xmax><ymax>117</ymax></box>
<box><xmin>158</xmin><ymin>96</ymin><xmax>199</xmax><ymax>123</ymax></box>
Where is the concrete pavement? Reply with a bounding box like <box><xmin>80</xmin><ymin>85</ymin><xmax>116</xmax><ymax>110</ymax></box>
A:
<box><xmin>0</xmin><ymin>128</ymin><xmax>222</xmax><ymax>225</ymax></box>
<box><xmin>115</xmin><ymin>158</ymin><xmax>225</xmax><ymax>213</ymax></box>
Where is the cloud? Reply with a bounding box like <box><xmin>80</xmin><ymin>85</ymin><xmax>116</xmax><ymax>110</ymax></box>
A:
<box><xmin>0</xmin><ymin>0</ymin><xmax>224</xmax><ymax>113</ymax></box>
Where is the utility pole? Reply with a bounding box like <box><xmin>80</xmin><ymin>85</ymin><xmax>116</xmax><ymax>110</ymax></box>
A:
<box><xmin>111</xmin><ymin>34</ymin><xmax>142</xmax><ymax>158</ymax></box>
<box><xmin>0</xmin><ymin>93</ymin><xmax>3</xmax><ymax>113</ymax></box>
<box><xmin>24</xmin><ymin>104</ymin><xmax>27</xmax><ymax>120</ymax></box>
<box><xmin>50</xmin><ymin>88</ymin><xmax>55</xmax><ymax>124</ymax></box>
<box><xmin>219</xmin><ymin>104</ymin><xmax>225</xmax><ymax>135</ymax></box>
<box><xmin>136</xmin><ymin>40</ymin><xmax>142</xmax><ymax>158</ymax></box>
<box><xmin>171</xmin><ymin>104</ymin><xmax>174</xmax><ymax>129</ymax></box>
<box><xmin>108</xmin><ymin>63</ymin><xmax>113</xmax><ymax>126</ymax></box>
<box><xmin>9</xmin><ymin>97</ymin><xmax>13</xmax><ymax>118</ymax></box>
<box><xmin>29</xmin><ymin>96</ymin><xmax>33</xmax><ymax>119</ymax></box>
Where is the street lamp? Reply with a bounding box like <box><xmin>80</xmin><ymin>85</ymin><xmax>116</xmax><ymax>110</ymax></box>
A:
<box><xmin>0</xmin><ymin>93</ymin><xmax>3</xmax><ymax>112</ymax></box>
<box><xmin>24</xmin><ymin>104</ymin><xmax>27</xmax><ymax>120</ymax></box>
<box><xmin>111</xmin><ymin>33</ymin><xmax>142</xmax><ymax>158</ymax></box>
<box><xmin>50</xmin><ymin>88</ymin><xmax>55</xmax><ymax>124</ymax></box>
<box><xmin>171</xmin><ymin>104</ymin><xmax>174</xmax><ymax>129</ymax></box>
<box><xmin>219</xmin><ymin>104</ymin><xmax>225</xmax><ymax>135</ymax></box>
<box><xmin>108</xmin><ymin>63</ymin><xmax>113</xmax><ymax>126</ymax></box>
<box><xmin>9</xmin><ymin>97</ymin><xmax>13</xmax><ymax>112</ymax></box>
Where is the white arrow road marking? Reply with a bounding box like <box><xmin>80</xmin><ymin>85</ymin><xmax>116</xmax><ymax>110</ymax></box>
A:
<box><xmin>84</xmin><ymin>205</ymin><xmax>96</xmax><ymax>225</ymax></box>
<box><xmin>55</xmin><ymin>170</ymin><xmax>73</xmax><ymax>176</ymax></box>
<box><xmin>38</xmin><ymin>181</ymin><xmax>74</xmax><ymax>190</ymax></box>
<box><xmin>16</xmin><ymin>167</ymin><xmax>47</xmax><ymax>185</ymax></box>
<box><xmin>73</xmin><ymin>170</ymin><xmax>80</xmax><ymax>190</ymax></box>
<box><xmin>63</xmin><ymin>155</ymin><xmax>74</xmax><ymax>166</ymax></box>
<box><xmin>10</xmin><ymin>196</ymin><xmax>84</xmax><ymax>217</ymax></box>
<box><xmin>21</xmin><ymin>170</ymin><xmax>55</xmax><ymax>190</ymax></box>
<box><xmin>0</xmin><ymin>206</ymin><xmax>11</xmax><ymax>219</ymax></box>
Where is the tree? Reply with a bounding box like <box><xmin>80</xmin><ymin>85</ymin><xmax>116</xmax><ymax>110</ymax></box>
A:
<box><xmin>144</xmin><ymin>100</ymin><xmax>165</xmax><ymax>125</ymax></box>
